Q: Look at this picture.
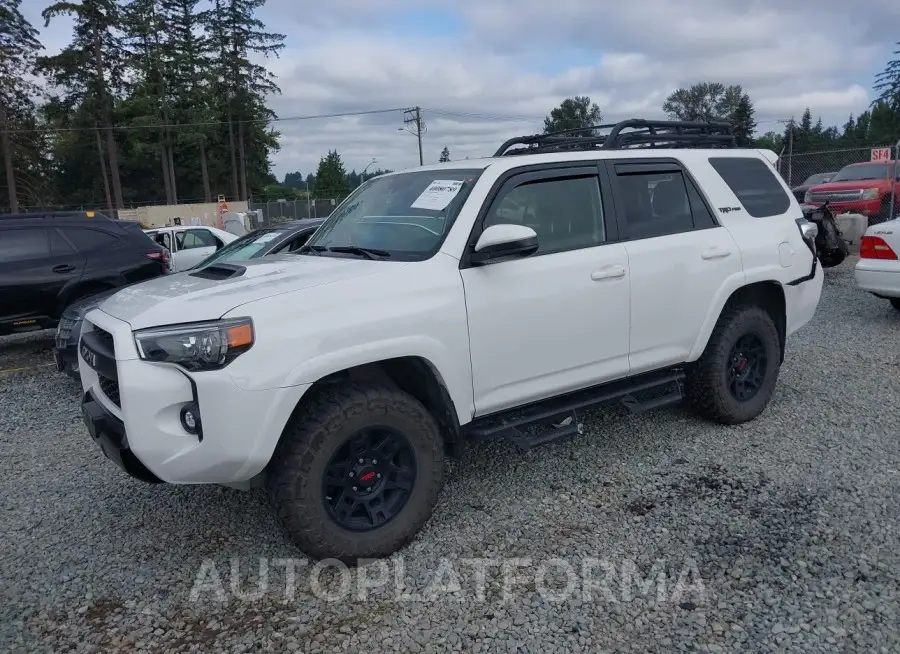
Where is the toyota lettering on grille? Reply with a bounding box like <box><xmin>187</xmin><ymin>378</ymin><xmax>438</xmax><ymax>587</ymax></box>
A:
<box><xmin>80</xmin><ymin>343</ymin><xmax>98</xmax><ymax>369</ymax></box>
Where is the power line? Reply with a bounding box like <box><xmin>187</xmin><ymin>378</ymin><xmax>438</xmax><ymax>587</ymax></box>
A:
<box><xmin>3</xmin><ymin>107</ymin><xmax>407</xmax><ymax>135</ymax></box>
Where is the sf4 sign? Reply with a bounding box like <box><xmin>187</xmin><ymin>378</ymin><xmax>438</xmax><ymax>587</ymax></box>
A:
<box><xmin>871</xmin><ymin>147</ymin><xmax>892</xmax><ymax>162</ymax></box>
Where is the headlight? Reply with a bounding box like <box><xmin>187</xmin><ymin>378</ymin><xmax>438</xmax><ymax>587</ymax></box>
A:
<box><xmin>803</xmin><ymin>191</ymin><xmax>812</xmax><ymax>203</ymax></box>
<box><xmin>134</xmin><ymin>318</ymin><xmax>254</xmax><ymax>371</ymax></box>
<box><xmin>861</xmin><ymin>188</ymin><xmax>879</xmax><ymax>200</ymax></box>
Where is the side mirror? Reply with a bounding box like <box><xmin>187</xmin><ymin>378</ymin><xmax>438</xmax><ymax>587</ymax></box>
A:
<box><xmin>470</xmin><ymin>224</ymin><xmax>539</xmax><ymax>265</ymax></box>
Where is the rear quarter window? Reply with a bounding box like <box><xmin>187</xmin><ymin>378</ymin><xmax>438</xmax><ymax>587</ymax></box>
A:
<box><xmin>708</xmin><ymin>157</ymin><xmax>791</xmax><ymax>218</ymax></box>
<box><xmin>64</xmin><ymin>227</ymin><xmax>123</xmax><ymax>252</ymax></box>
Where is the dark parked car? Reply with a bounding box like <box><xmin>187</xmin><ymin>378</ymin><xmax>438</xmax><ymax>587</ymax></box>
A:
<box><xmin>791</xmin><ymin>172</ymin><xmax>837</xmax><ymax>203</ymax></box>
<box><xmin>0</xmin><ymin>211</ymin><xmax>168</xmax><ymax>339</ymax></box>
<box><xmin>53</xmin><ymin>218</ymin><xmax>325</xmax><ymax>378</ymax></box>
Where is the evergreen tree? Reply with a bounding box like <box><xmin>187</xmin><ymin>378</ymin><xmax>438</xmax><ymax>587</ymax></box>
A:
<box><xmin>313</xmin><ymin>150</ymin><xmax>349</xmax><ymax>199</ymax></box>
<box><xmin>0</xmin><ymin>0</ymin><xmax>45</xmax><ymax>212</ymax></box>
<box><xmin>730</xmin><ymin>95</ymin><xmax>756</xmax><ymax>146</ymax></box>
<box><xmin>161</xmin><ymin>0</ymin><xmax>215</xmax><ymax>202</ymax></box>
<box><xmin>439</xmin><ymin>146</ymin><xmax>450</xmax><ymax>162</ymax></box>
<box><xmin>874</xmin><ymin>41</ymin><xmax>900</xmax><ymax>109</ymax></box>
<box><xmin>205</xmin><ymin>0</ymin><xmax>285</xmax><ymax>200</ymax></box>
<box><xmin>40</xmin><ymin>0</ymin><xmax>128</xmax><ymax>212</ymax></box>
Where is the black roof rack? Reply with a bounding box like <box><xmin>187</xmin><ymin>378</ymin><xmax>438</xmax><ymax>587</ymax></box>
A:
<box><xmin>494</xmin><ymin>118</ymin><xmax>736</xmax><ymax>157</ymax></box>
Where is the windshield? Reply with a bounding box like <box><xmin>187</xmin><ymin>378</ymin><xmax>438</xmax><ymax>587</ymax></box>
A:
<box><xmin>803</xmin><ymin>173</ymin><xmax>833</xmax><ymax>185</ymax></box>
<box><xmin>303</xmin><ymin>169</ymin><xmax>484</xmax><ymax>260</ymax></box>
<box><xmin>192</xmin><ymin>228</ymin><xmax>286</xmax><ymax>269</ymax></box>
<box><xmin>831</xmin><ymin>164</ymin><xmax>892</xmax><ymax>182</ymax></box>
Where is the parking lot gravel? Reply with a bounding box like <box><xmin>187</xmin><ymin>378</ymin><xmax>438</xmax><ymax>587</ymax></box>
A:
<box><xmin>2</xmin><ymin>257</ymin><xmax>899</xmax><ymax>653</ymax></box>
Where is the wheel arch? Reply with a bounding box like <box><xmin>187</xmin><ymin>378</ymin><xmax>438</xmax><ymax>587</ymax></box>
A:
<box><xmin>278</xmin><ymin>356</ymin><xmax>464</xmax><ymax>460</ymax></box>
<box><xmin>689</xmin><ymin>280</ymin><xmax>787</xmax><ymax>363</ymax></box>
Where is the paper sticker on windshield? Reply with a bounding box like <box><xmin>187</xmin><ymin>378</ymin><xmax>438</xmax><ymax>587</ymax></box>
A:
<box><xmin>254</xmin><ymin>232</ymin><xmax>280</xmax><ymax>244</ymax></box>
<box><xmin>411</xmin><ymin>180</ymin><xmax>465</xmax><ymax>210</ymax></box>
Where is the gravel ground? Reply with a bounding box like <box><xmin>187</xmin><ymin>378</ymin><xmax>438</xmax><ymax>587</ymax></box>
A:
<box><xmin>2</xmin><ymin>258</ymin><xmax>900</xmax><ymax>653</ymax></box>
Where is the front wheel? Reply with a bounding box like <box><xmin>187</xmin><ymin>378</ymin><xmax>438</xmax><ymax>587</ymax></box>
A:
<box><xmin>685</xmin><ymin>305</ymin><xmax>782</xmax><ymax>425</ymax></box>
<box><xmin>267</xmin><ymin>383</ymin><xmax>445</xmax><ymax>562</ymax></box>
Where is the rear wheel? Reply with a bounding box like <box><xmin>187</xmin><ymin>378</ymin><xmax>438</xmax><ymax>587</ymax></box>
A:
<box><xmin>890</xmin><ymin>298</ymin><xmax>900</xmax><ymax>311</ymax></box>
<box><xmin>267</xmin><ymin>383</ymin><xmax>445</xmax><ymax>562</ymax></box>
<box><xmin>685</xmin><ymin>305</ymin><xmax>782</xmax><ymax>425</ymax></box>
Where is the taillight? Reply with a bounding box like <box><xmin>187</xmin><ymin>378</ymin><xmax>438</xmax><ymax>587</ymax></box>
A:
<box><xmin>146</xmin><ymin>251</ymin><xmax>170</xmax><ymax>272</ymax></box>
<box><xmin>795</xmin><ymin>217</ymin><xmax>817</xmax><ymax>256</ymax></box>
<box><xmin>860</xmin><ymin>236</ymin><xmax>898</xmax><ymax>260</ymax></box>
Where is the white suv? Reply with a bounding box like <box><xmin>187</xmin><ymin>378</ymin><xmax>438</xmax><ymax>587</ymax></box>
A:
<box><xmin>77</xmin><ymin>120</ymin><xmax>824</xmax><ymax>562</ymax></box>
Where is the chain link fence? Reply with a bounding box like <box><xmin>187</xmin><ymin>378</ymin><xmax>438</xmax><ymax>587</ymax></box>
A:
<box><xmin>775</xmin><ymin>144</ymin><xmax>898</xmax><ymax>189</ymax></box>
<box><xmin>247</xmin><ymin>196</ymin><xmax>349</xmax><ymax>227</ymax></box>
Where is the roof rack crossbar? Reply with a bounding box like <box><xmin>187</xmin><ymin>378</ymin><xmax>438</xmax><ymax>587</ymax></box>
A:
<box><xmin>494</xmin><ymin>118</ymin><xmax>736</xmax><ymax>157</ymax></box>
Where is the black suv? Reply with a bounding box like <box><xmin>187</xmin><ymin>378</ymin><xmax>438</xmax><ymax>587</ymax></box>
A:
<box><xmin>0</xmin><ymin>211</ymin><xmax>168</xmax><ymax>336</ymax></box>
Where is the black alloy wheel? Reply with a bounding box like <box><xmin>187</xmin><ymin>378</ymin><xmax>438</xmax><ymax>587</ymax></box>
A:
<box><xmin>727</xmin><ymin>333</ymin><xmax>767</xmax><ymax>402</ymax></box>
<box><xmin>322</xmin><ymin>427</ymin><xmax>417</xmax><ymax>532</ymax></box>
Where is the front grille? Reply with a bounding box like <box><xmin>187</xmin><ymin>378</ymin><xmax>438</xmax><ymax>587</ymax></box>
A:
<box><xmin>98</xmin><ymin>375</ymin><xmax>120</xmax><ymax>408</ymax></box>
<box><xmin>808</xmin><ymin>190</ymin><xmax>863</xmax><ymax>203</ymax></box>
<box><xmin>93</xmin><ymin>325</ymin><xmax>115</xmax><ymax>354</ymax></box>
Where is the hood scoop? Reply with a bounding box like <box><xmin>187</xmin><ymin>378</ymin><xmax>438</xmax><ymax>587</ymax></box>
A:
<box><xmin>189</xmin><ymin>263</ymin><xmax>246</xmax><ymax>280</ymax></box>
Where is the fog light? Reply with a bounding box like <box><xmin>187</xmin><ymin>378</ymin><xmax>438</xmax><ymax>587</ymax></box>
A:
<box><xmin>180</xmin><ymin>403</ymin><xmax>202</xmax><ymax>437</ymax></box>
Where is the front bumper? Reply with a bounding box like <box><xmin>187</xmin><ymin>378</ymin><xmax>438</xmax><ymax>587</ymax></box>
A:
<box><xmin>81</xmin><ymin>390</ymin><xmax>161</xmax><ymax>483</ymax></box>
<box><xmin>78</xmin><ymin>309</ymin><xmax>311</xmax><ymax>484</ymax></box>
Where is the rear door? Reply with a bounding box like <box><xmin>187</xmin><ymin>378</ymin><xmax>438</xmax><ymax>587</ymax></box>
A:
<box><xmin>0</xmin><ymin>227</ymin><xmax>86</xmax><ymax>322</ymax></box>
<box><xmin>172</xmin><ymin>228</ymin><xmax>220</xmax><ymax>270</ymax></box>
<box><xmin>605</xmin><ymin>159</ymin><xmax>743</xmax><ymax>374</ymax></box>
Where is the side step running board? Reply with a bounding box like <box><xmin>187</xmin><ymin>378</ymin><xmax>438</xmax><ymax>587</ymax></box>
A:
<box><xmin>465</xmin><ymin>370</ymin><xmax>685</xmax><ymax>450</ymax></box>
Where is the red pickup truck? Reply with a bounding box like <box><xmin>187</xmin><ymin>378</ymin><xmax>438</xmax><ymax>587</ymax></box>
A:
<box><xmin>803</xmin><ymin>160</ymin><xmax>900</xmax><ymax>223</ymax></box>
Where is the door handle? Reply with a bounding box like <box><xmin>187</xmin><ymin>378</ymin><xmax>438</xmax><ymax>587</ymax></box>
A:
<box><xmin>591</xmin><ymin>265</ymin><xmax>626</xmax><ymax>281</ymax></box>
<box><xmin>701</xmin><ymin>246</ymin><xmax>732</xmax><ymax>260</ymax></box>
<box><xmin>52</xmin><ymin>264</ymin><xmax>75</xmax><ymax>274</ymax></box>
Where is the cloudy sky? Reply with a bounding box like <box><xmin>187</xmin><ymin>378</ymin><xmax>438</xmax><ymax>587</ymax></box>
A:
<box><xmin>26</xmin><ymin>0</ymin><xmax>900</xmax><ymax>182</ymax></box>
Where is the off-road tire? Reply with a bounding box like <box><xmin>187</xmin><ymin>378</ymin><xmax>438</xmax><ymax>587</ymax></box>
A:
<box><xmin>890</xmin><ymin>298</ymin><xmax>900</xmax><ymax>311</ymax></box>
<box><xmin>267</xmin><ymin>382</ymin><xmax>445</xmax><ymax>563</ymax></box>
<box><xmin>685</xmin><ymin>305</ymin><xmax>781</xmax><ymax>425</ymax></box>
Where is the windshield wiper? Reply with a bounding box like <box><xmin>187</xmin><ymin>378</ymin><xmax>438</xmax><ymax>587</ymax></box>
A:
<box><xmin>297</xmin><ymin>244</ymin><xmax>327</xmax><ymax>256</ymax></box>
<box><xmin>326</xmin><ymin>245</ymin><xmax>391</xmax><ymax>259</ymax></box>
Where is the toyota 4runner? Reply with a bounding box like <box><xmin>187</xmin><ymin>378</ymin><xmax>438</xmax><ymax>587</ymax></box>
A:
<box><xmin>76</xmin><ymin>119</ymin><xmax>824</xmax><ymax>562</ymax></box>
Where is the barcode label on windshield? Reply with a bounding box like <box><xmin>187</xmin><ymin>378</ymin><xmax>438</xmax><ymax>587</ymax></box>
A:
<box><xmin>411</xmin><ymin>180</ymin><xmax>465</xmax><ymax>211</ymax></box>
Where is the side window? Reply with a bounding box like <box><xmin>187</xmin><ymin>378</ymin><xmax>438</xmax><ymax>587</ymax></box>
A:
<box><xmin>286</xmin><ymin>231</ymin><xmax>313</xmax><ymax>252</ymax></box>
<box><xmin>615</xmin><ymin>171</ymin><xmax>694</xmax><ymax>240</ymax></box>
<box><xmin>0</xmin><ymin>229</ymin><xmax>51</xmax><ymax>262</ymax></box>
<box><xmin>684</xmin><ymin>175</ymin><xmax>719</xmax><ymax>230</ymax></box>
<box><xmin>177</xmin><ymin>229</ymin><xmax>216</xmax><ymax>250</ymax></box>
<box><xmin>153</xmin><ymin>232</ymin><xmax>172</xmax><ymax>251</ymax></box>
<box><xmin>50</xmin><ymin>229</ymin><xmax>76</xmax><ymax>255</ymax></box>
<box><xmin>485</xmin><ymin>175</ymin><xmax>606</xmax><ymax>255</ymax></box>
<box><xmin>708</xmin><ymin>157</ymin><xmax>791</xmax><ymax>218</ymax></box>
<box><xmin>65</xmin><ymin>228</ymin><xmax>122</xmax><ymax>252</ymax></box>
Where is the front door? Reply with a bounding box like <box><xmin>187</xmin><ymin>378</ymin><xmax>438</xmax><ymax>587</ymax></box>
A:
<box><xmin>460</xmin><ymin>165</ymin><xmax>631</xmax><ymax>416</ymax></box>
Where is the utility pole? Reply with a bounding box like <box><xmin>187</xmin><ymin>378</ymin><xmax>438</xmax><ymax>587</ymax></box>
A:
<box><xmin>402</xmin><ymin>107</ymin><xmax>425</xmax><ymax>165</ymax></box>
<box><xmin>778</xmin><ymin>118</ymin><xmax>795</xmax><ymax>186</ymax></box>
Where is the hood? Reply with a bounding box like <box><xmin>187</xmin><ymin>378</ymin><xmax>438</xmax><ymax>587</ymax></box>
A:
<box><xmin>809</xmin><ymin>179</ymin><xmax>888</xmax><ymax>192</ymax></box>
<box><xmin>98</xmin><ymin>254</ymin><xmax>406</xmax><ymax>329</ymax></box>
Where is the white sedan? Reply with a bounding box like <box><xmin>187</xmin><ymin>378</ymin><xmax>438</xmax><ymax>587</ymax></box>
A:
<box><xmin>855</xmin><ymin>217</ymin><xmax>900</xmax><ymax>311</ymax></box>
<box><xmin>144</xmin><ymin>226</ymin><xmax>238</xmax><ymax>272</ymax></box>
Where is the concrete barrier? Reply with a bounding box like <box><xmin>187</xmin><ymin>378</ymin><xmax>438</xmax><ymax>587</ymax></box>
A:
<box><xmin>834</xmin><ymin>213</ymin><xmax>867</xmax><ymax>253</ymax></box>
